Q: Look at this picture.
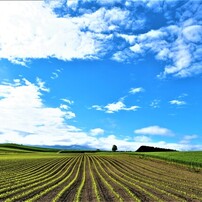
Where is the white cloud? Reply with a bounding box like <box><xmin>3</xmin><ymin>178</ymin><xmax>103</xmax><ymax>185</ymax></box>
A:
<box><xmin>0</xmin><ymin>1</ymin><xmax>99</xmax><ymax>62</ymax></box>
<box><xmin>129</xmin><ymin>87</ymin><xmax>144</xmax><ymax>94</ymax></box>
<box><xmin>93</xmin><ymin>100</ymin><xmax>139</xmax><ymax>114</ymax></box>
<box><xmin>92</xmin><ymin>86</ymin><xmax>142</xmax><ymax>113</ymax></box>
<box><xmin>138</xmin><ymin>29</ymin><xmax>166</xmax><ymax>41</ymax></box>
<box><xmin>130</xmin><ymin>44</ymin><xmax>142</xmax><ymax>53</ymax></box>
<box><xmin>65</xmin><ymin>111</ymin><xmax>76</xmax><ymax>119</ymax></box>
<box><xmin>180</xmin><ymin>135</ymin><xmax>198</xmax><ymax>144</ymax></box>
<box><xmin>0</xmin><ymin>79</ymin><xmax>81</xmax><ymax>145</ymax></box>
<box><xmin>0</xmin><ymin>79</ymin><xmax>201</xmax><ymax>151</ymax></box>
<box><xmin>44</xmin><ymin>0</ymin><xmax>64</xmax><ymax>9</ymax></box>
<box><xmin>51</xmin><ymin>72</ymin><xmax>59</xmax><ymax>80</ymax></box>
<box><xmin>91</xmin><ymin>105</ymin><xmax>103</xmax><ymax>111</ymax></box>
<box><xmin>118</xmin><ymin>34</ymin><xmax>136</xmax><ymax>44</ymax></box>
<box><xmin>134</xmin><ymin>135</ymin><xmax>151</xmax><ymax>143</ymax></box>
<box><xmin>96</xmin><ymin>0</ymin><xmax>122</xmax><ymax>6</ymax></box>
<box><xmin>118</xmin><ymin>20</ymin><xmax>202</xmax><ymax>78</ymax></box>
<box><xmin>182</xmin><ymin>25</ymin><xmax>202</xmax><ymax>43</ymax></box>
<box><xmin>36</xmin><ymin>77</ymin><xmax>50</xmax><ymax>92</ymax></box>
<box><xmin>67</xmin><ymin>0</ymin><xmax>79</xmax><ymax>10</ymax></box>
<box><xmin>90</xmin><ymin>128</ymin><xmax>105</xmax><ymax>136</ymax></box>
<box><xmin>61</xmin><ymin>98</ymin><xmax>74</xmax><ymax>105</ymax></box>
<box><xmin>75</xmin><ymin>7</ymin><xmax>129</xmax><ymax>33</ymax></box>
<box><xmin>169</xmin><ymin>100</ymin><xmax>186</xmax><ymax>105</ymax></box>
<box><xmin>150</xmin><ymin>99</ymin><xmax>160</xmax><ymax>108</ymax></box>
<box><xmin>134</xmin><ymin>125</ymin><xmax>174</xmax><ymax>136</ymax></box>
<box><xmin>60</xmin><ymin>104</ymin><xmax>69</xmax><ymax>110</ymax></box>
<box><xmin>105</xmin><ymin>101</ymin><xmax>125</xmax><ymax>113</ymax></box>
<box><xmin>88</xmin><ymin>134</ymin><xmax>202</xmax><ymax>151</ymax></box>
<box><xmin>0</xmin><ymin>0</ymin><xmax>201</xmax><ymax>79</ymax></box>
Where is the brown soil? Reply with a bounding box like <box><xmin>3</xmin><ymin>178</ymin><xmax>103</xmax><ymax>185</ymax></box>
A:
<box><xmin>36</xmin><ymin>156</ymin><xmax>81</xmax><ymax>202</ymax></box>
<box><xmin>1</xmin><ymin>154</ymin><xmax>202</xmax><ymax>202</ymax></box>
<box><xmin>89</xmin><ymin>157</ymin><xmax>117</xmax><ymax>202</ymax></box>
<box><xmin>97</xmin><ymin>155</ymin><xmax>202</xmax><ymax>201</ymax></box>
<box><xmin>79</xmin><ymin>156</ymin><xmax>97</xmax><ymax>202</ymax></box>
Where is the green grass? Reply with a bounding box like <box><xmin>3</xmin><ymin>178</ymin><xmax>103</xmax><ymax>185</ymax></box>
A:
<box><xmin>0</xmin><ymin>143</ymin><xmax>60</xmax><ymax>154</ymax></box>
<box><xmin>1</xmin><ymin>144</ymin><xmax>201</xmax><ymax>168</ymax></box>
<box><xmin>130</xmin><ymin>151</ymin><xmax>202</xmax><ymax>167</ymax></box>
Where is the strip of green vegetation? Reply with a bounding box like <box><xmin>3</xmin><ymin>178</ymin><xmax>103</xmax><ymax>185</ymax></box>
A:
<box><xmin>0</xmin><ymin>143</ymin><xmax>60</xmax><ymax>153</ymax></box>
<box><xmin>130</xmin><ymin>151</ymin><xmax>202</xmax><ymax>167</ymax></box>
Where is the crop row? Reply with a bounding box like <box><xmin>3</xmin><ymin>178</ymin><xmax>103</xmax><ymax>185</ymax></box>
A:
<box><xmin>101</xmin><ymin>156</ymin><xmax>202</xmax><ymax>198</ymax></box>
<box><xmin>0</xmin><ymin>157</ymin><xmax>67</xmax><ymax>189</ymax></box>
<box><xmin>0</xmin><ymin>153</ymin><xmax>201</xmax><ymax>202</ymax></box>
<box><xmin>96</xmin><ymin>156</ymin><xmax>186</xmax><ymax>201</ymax></box>
<box><xmin>0</xmin><ymin>156</ymin><xmax>81</xmax><ymax>201</ymax></box>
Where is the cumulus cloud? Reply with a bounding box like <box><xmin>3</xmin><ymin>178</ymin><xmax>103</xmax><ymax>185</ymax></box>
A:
<box><xmin>0</xmin><ymin>78</ymin><xmax>83</xmax><ymax>145</ymax></box>
<box><xmin>66</xmin><ymin>0</ymin><xmax>79</xmax><ymax>10</ymax></box>
<box><xmin>0</xmin><ymin>0</ymin><xmax>201</xmax><ymax>78</ymax></box>
<box><xmin>134</xmin><ymin>125</ymin><xmax>174</xmax><ymax>136</ymax></box>
<box><xmin>92</xmin><ymin>86</ymin><xmax>141</xmax><ymax>114</ymax></box>
<box><xmin>88</xmin><ymin>134</ymin><xmax>202</xmax><ymax>151</ymax></box>
<box><xmin>0</xmin><ymin>1</ymin><xmax>99</xmax><ymax>63</ymax></box>
<box><xmin>105</xmin><ymin>101</ymin><xmax>139</xmax><ymax>113</ymax></box>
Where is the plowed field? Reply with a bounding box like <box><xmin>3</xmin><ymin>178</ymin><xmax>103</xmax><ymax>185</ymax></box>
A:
<box><xmin>0</xmin><ymin>153</ymin><xmax>201</xmax><ymax>202</ymax></box>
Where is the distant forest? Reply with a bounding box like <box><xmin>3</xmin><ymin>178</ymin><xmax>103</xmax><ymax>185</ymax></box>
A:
<box><xmin>136</xmin><ymin>145</ymin><xmax>177</xmax><ymax>152</ymax></box>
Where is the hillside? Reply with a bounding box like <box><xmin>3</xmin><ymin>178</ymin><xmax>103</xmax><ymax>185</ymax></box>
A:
<box><xmin>0</xmin><ymin>143</ymin><xmax>97</xmax><ymax>153</ymax></box>
<box><xmin>0</xmin><ymin>143</ymin><xmax>60</xmax><ymax>153</ymax></box>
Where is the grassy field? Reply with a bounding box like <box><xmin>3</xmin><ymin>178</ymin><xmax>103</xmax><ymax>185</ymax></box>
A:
<box><xmin>0</xmin><ymin>143</ymin><xmax>60</xmax><ymax>153</ymax></box>
<box><xmin>0</xmin><ymin>144</ymin><xmax>202</xmax><ymax>201</ymax></box>
<box><xmin>129</xmin><ymin>151</ymin><xmax>202</xmax><ymax>168</ymax></box>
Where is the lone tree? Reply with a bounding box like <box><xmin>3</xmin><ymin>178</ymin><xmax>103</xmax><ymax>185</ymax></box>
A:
<box><xmin>112</xmin><ymin>145</ymin><xmax>118</xmax><ymax>152</ymax></box>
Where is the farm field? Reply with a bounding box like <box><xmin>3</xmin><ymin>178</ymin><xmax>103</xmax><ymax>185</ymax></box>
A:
<box><xmin>130</xmin><ymin>151</ymin><xmax>202</xmax><ymax>167</ymax></box>
<box><xmin>0</xmin><ymin>152</ymin><xmax>202</xmax><ymax>202</ymax></box>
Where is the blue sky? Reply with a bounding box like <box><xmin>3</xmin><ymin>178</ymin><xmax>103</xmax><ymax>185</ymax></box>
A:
<box><xmin>0</xmin><ymin>0</ymin><xmax>201</xmax><ymax>151</ymax></box>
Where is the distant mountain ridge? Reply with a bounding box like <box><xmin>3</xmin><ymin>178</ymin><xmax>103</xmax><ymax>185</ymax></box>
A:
<box><xmin>36</xmin><ymin>144</ymin><xmax>96</xmax><ymax>150</ymax></box>
<box><xmin>0</xmin><ymin>143</ymin><xmax>97</xmax><ymax>152</ymax></box>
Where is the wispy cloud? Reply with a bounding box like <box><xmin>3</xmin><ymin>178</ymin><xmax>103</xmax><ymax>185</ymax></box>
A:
<box><xmin>180</xmin><ymin>135</ymin><xmax>198</xmax><ymax>144</ymax></box>
<box><xmin>36</xmin><ymin>77</ymin><xmax>50</xmax><ymax>92</ymax></box>
<box><xmin>51</xmin><ymin>72</ymin><xmax>59</xmax><ymax>80</ymax></box>
<box><xmin>169</xmin><ymin>100</ymin><xmax>186</xmax><ymax>105</ymax></box>
<box><xmin>129</xmin><ymin>87</ymin><xmax>144</xmax><ymax>94</ymax></box>
<box><xmin>134</xmin><ymin>125</ymin><xmax>174</xmax><ymax>136</ymax></box>
<box><xmin>150</xmin><ymin>99</ymin><xmax>160</xmax><ymax>108</ymax></box>
<box><xmin>61</xmin><ymin>98</ymin><xmax>74</xmax><ymax>105</ymax></box>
